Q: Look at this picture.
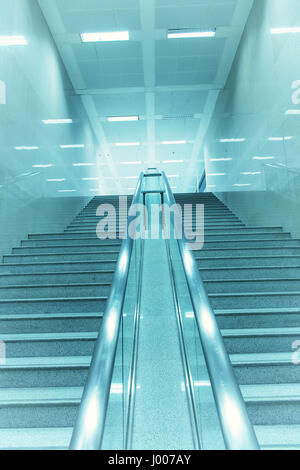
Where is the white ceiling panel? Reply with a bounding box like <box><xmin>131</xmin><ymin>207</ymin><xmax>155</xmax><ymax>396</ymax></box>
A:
<box><xmin>37</xmin><ymin>0</ymin><xmax>253</xmax><ymax>195</ymax></box>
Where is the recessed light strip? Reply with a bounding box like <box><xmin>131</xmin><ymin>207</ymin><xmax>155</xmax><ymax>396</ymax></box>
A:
<box><xmin>107</xmin><ymin>116</ymin><xmax>139</xmax><ymax>122</ymax></box>
<box><xmin>0</xmin><ymin>35</ymin><xmax>27</xmax><ymax>46</ymax></box>
<box><xmin>271</xmin><ymin>27</ymin><xmax>300</xmax><ymax>35</ymax></box>
<box><xmin>168</xmin><ymin>29</ymin><xmax>216</xmax><ymax>39</ymax></box>
<box><xmin>81</xmin><ymin>31</ymin><xmax>129</xmax><ymax>43</ymax></box>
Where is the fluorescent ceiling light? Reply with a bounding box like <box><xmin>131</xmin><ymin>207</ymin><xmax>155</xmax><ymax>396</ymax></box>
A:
<box><xmin>271</xmin><ymin>27</ymin><xmax>300</xmax><ymax>35</ymax></box>
<box><xmin>81</xmin><ymin>31</ymin><xmax>129</xmax><ymax>43</ymax></box>
<box><xmin>58</xmin><ymin>189</ymin><xmax>77</xmax><ymax>193</ymax></box>
<box><xmin>209</xmin><ymin>158</ymin><xmax>232</xmax><ymax>162</ymax></box>
<box><xmin>0</xmin><ymin>35</ymin><xmax>27</xmax><ymax>46</ymax></box>
<box><xmin>43</xmin><ymin>119</ymin><xmax>73</xmax><ymax>125</ymax></box>
<box><xmin>162</xmin><ymin>160</ymin><xmax>184</xmax><ymax>163</ymax></box>
<box><xmin>240</xmin><ymin>172</ymin><xmax>261</xmax><ymax>175</ymax></box>
<box><xmin>285</xmin><ymin>110</ymin><xmax>300</xmax><ymax>115</ymax></box>
<box><xmin>233</xmin><ymin>184</ymin><xmax>252</xmax><ymax>187</ymax></box>
<box><xmin>167</xmin><ymin>175</ymin><xmax>180</xmax><ymax>178</ymax></box>
<box><xmin>268</xmin><ymin>136</ymin><xmax>293</xmax><ymax>141</ymax></box>
<box><xmin>162</xmin><ymin>140</ymin><xmax>187</xmax><ymax>145</ymax></box>
<box><xmin>207</xmin><ymin>173</ymin><xmax>226</xmax><ymax>176</ymax></box>
<box><xmin>32</xmin><ymin>164</ymin><xmax>53</xmax><ymax>168</ymax></box>
<box><xmin>47</xmin><ymin>179</ymin><xmax>66</xmax><ymax>182</ymax></box>
<box><xmin>82</xmin><ymin>177</ymin><xmax>99</xmax><ymax>181</ymax></box>
<box><xmin>253</xmin><ymin>156</ymin><xmax>275</xmax><ymax>160</ymax></box>
<box><xmin>122</xmin><ymin>176</ymin><xmax>138</xmax><ymax>179</ymax></box>
<box><xmin>207</xmin><ymin>185</ymin><xmax>217</xmax><ymax>188</ymax></box>
<box><xmin>60</xmin><ymin>144</ymin><xmax>85</xmax><ymax>149</ymax></box>
<box><xmin>107</xmin><ymin>116</ymin><xmax>139</xmax><ymax>122</ymax></box>
<box><xmin>15</xmin><ymin>146</ymin><xmax>39</xmax><ymax>150</ymax></box>
<box><xmin>168</xmin><ymin>29</ymin><xmax>216</xmax><ymax>39</ymax></box>
<box><xmin>120</xmin><ymin>161</ymin><xmax>142</xmax><ymax>165</ymax></box>
<box><xmin>72</xmin><ymin>163</ymin><xmax>95</xmax><ymax>167</ymax></box>
<box><xmin>115</xmin><ymin>142</ymin><xmax>140</xmax><ymax>147</ymax></box>
<box><xmin>219</xmin><ymin>138</ymin><xmax>245</xmax><ymax>143</ymax></box>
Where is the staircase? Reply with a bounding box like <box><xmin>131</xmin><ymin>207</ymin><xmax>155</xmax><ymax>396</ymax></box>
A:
<box><xmin>175</xmin><ymin>192</ymin><xmax>300</xmax><ymax>450</ymax></box>
<box><xmin>0</xmin><ymin>196</ymin><xmax>128</xmax><ymax>450</ymax></box>
<box><xmin>0</xmin><ymin>192</ymin><xmax>299</xmax><ymax>449</ymax></box>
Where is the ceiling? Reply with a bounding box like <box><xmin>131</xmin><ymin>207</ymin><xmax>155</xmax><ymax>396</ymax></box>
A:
<box><xmin>37</xmin><ymin>0</ymin><xmax>254</xmax><ymax>195</ymax></box>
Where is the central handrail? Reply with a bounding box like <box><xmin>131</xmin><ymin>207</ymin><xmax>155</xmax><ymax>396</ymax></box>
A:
<box><xmin>70</xmin><ymin>172</ymin><xmax>144</xmax><ymax>450</ymax></box>
<box><xmin>161</xmin><ymin>171</ymin><xmax>260</xmax><ymax>450</ymax></box>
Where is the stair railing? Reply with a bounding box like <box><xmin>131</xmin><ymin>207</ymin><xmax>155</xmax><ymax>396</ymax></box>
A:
<box><xmin>69</xmin><ymin>172</ymin><xmax>144</xmax><ymax>450</ymax></box>
<box><xmin>161</xmin><ymin>171</ymin><xmax>260</xmax><ymax>450</ymax></box>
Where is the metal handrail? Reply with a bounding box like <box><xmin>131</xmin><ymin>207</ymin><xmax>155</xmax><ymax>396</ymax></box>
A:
<box><xmin>70</xmin><ymin>172</ymin><xmax>144</xmax><ymax>450</ymax></box>
<box><xmin>161</xmin><ymin>171</ymin><xmax>260</xmax><ymax>450</ymax></box>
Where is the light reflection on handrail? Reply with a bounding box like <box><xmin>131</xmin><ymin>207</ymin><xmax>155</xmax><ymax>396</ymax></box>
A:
<box><xmin>69</xmin><ymin>173</ymin><xmax>144</xmax><ymax>450</ymax></box>
<box><xmin>161</xmin><ymin>171</ymin><xmax>260</xmax><ymax>450</ymax></box>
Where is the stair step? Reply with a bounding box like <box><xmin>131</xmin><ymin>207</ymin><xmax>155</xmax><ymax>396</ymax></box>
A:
<box><xmin>196</xmin><ymin>247</ymin><xmax>300</xmax><ymax>257</ymax></box>
<box><xmin>205</xmin><ymin>278</ymin><xmax>300</xmax><ymax>293</ymax></box>
<box><xmin>0</xmin><ymin>283</ymin><xmax>111</xmax><ymax>299</ymax></box>
<box><xmin>209</xmin><ymin>291</ymin><xmax>300</xmax><ymax>309</ymax></box>
<box><xmin>215</xmin><ymin>307</ymin><xmax>300</xmax><ymax>329</ymax></box>
<box><xmin>200</xmin><ymin>266</ymin><xmax>300</xmax><ymax>280</ymax></box>
<box><xmin>197</xmin><ymin>255</ymin><xmax>300</xmax><ymax>268</ymax></box>
<box><xmin>254</xmin><ymin>425</ymin><xmax>300</xmax><ymax>450</ymax></box>
<box><xmin>221</xmin><ymin>327</ymin><xmax>300</xmax><ymax>353</ymax></box>
<box><xmin>0</xmin><ymin>332</ymin><xmax>98</xmax><ymax>357</ymax></box>
<box><xmin>231</xmin><ymin>352</ymin><xmax>298</xmax><ymax>385</ymax></box>
<box><xmin>0</xmin><ymin>296</ymin><xmax>107</xmax><ymax>314</ymax></box>
<box><xmin>0</xmin><ymin>387</ymin><xmax>82</xmax><ymax>430</ymax></box>
<box><xmin>0</xmin><ymin>312</ymin><xmax>102</xmax><ymax>333</ymax></box>
<box><xmin>13</xmin><ymin>244</ymin><xmax>121</xmax><ymax>254</ymax></box>
<box><xmin>0</xmin><ymin>271</ymin><xmax>114</xmax><ymax>286</ymax></box>
<box><xmin>0</xmin><ymin>260</ymin><xmax>117</xmax><ymax>274</ymax></box>
<box><xmin>0</xmin><ymin>427</ymin><xmax>72</xmax><ymax>450</ymax></box>
<box><xmin>0</xmin><ymin>356</ymin><xmax>91</xmax><ymax>388</ymax></box>
<box><xmin>3</xmin><ymin>251</ymin><xmax>120</xmax><ymax>264</ymax></box>
<box><xmin>242</xmin><ymin>384</ymin><xmax>300</xmax><ymax>428</ymax></box>
<box><xmin>21</xmin><ymin>238</ymin><xmax>122</xmax><ymax>248</ymax></box>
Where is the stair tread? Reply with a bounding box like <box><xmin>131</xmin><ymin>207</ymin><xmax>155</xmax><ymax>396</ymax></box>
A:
<box><xmin>0</xmin><ymin>312</ymin><xmax>103</xmax><ymax>320</ymax></box>
<box><xmin>0</xmin><ymin>331</ymin><xmax>98</xmax><ymax>342</ymax></box>
<box><xmin>0</xmin><ymin>427</ymin><xmax>72</xmax><ymax>450</ymax></box>
<box><xmin>222</xmin><ymin>327</ymin><xmax>300</xmax><ymax>337</ymax></box>
<box><xmin>230</xmin><ymin>351</ymin><xmax>293</xmax><ymax>365</ymax></box>
<box><xmin>241</xmin><ymin>383</ymin><xmax>300</xmax><ymax>401</ymax></box>
<box><xmin>1</xmin><ymin>355</ymin><xmax>91</xmax><ymax>368</ymax></box>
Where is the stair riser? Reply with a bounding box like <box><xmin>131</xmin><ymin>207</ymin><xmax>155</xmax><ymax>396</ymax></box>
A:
<box><xmin>201</xmin><ymin>267</ymin><xmax>300</xmax><ymax>280</ymax></box>
<box><xmin>0</xmin><ymin>368</ymin><xmax>89</xmax><ymax>388</ymax></box>
<box><xmin>0</xmin><ymin>317</ymin><xmax>102</xmax><ymax>334</ymax></box>
<box><xmin>197</xmin><ymin>257</ymin><xmax>300</xmax><ymax>268</ymax></box>
<box><xmin>3</xmin><ymin>339</ymin><xmax>96</xmax><ymax>358</ymax></box>
<box><xmin>205</xmin><ymin>280</ymin><xmax>300</xmax><ymax>294</ymax></box>
<box><xmin>233</xmin><ymin>364</ymin><xmax>298</xmax><ymax>385</ymax></box>
<box><xmin>21</xmin><ymin>239</ymin><xmax>122</xmax><ymax>248</ymax></box>
<box><xmin>3</xmin><ymin>252</ymin><xmax>120</xmax><ymax>264</ymax></box>
<box><xmin>13</xmin><ymin>245</ymin><xmax>121</xmax><ymax>254</ymax></box>
<box><xmin>22</xmin><ymin>234</ymin><xmax>291</xmax><ymax>249</ymax></box>
<box><xmin>0</xmin><ymin>261</ymin><xmax>116</xmax><ymax>274</ymax></box>
<box><xmin>0</xmin><ymin>284</ymin><xmax>111</xmax><ymax>299</ymax></box>
<box><xmin>0</xmin><ymin>404</ymin><xmax>79</xmax><ymax>429</ymax></box>
<box><xmin>197</xmin><ymin>248</ymin><xmax>300</xmax><ymax>258</ymax></box>
<box><xmin>0</xmin><ymin>298</ymin><xmax>107</xmax><ymax>315</ymax></box>
<box><xmin>246</xmin><ymin>402</ymin><xmax>300</xmax><ymax>426</ymax></box>
<box><xmin>0</xmin><ymin>272</ymin><xmax>114</xmax><ymax>286</ymax></box>
<box><xmin>17</xmin><ymin>239</ymin><xmax>297</xmax><ymax>255</ymax></box>
<box><xmin>27</xmin><ymin>227</ymin><xmax>283</xmax><ymax>239</ymax></box>
<box><xmin>210</xmin><ymin>294</ymin><xmax>300</xmax><ymax>309</ymax></box>
<box><xmin>216</xmin><ymin>312</ymin><xmax>300</xmax><ymax>329</ymax></box>
<box><xmin>224</xmin><ymin>335</ymin><xmax>300</xmax><ymax>354</ymax></box>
